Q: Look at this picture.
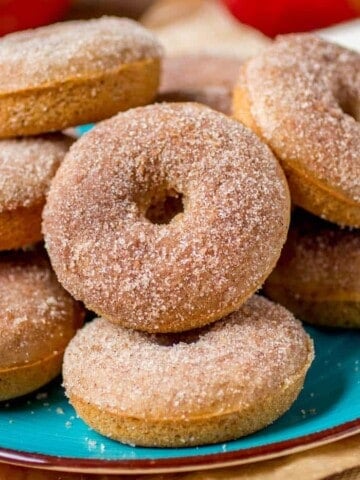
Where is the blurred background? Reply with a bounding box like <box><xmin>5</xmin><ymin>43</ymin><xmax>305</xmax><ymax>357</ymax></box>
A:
<box><xmin>0</xmin><ymin>0</ymin><xmax>358</xmax><ymax>56</ymax></box>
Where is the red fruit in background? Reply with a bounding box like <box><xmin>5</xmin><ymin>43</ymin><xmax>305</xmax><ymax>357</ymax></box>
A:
<box><xmin>0</xmin><ymin>0</ymin><xmax>70</xmax><ymax>36</ymax></box>
<box><xmin>223</xmin><ymin>0</ymin><xmax>359</xmax><ymax>37</ymax></box>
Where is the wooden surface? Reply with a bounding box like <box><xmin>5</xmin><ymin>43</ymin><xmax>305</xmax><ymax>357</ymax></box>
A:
<box><xmin>0</xmin><ymin>433</ymin><xmax>359</xmax><ymax>479</ymax></box>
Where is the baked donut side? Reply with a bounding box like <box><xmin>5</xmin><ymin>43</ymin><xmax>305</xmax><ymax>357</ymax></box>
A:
<box><xmin>0</xmin><ymin>249</ymin><xmax>85</xmax><ymax>401</ymax></box>
<box><xmin>0</xmin><ymin>204</ymin><xmax>44</xmax><ymax>251</ymax></box>
<box><xmin>233</xmin><ymin>34</ymin><xmax>360</xmax><ymax>227</ymax></box>
<box><xmin>264</xmin><ymin>210</ymin><xmax>360</xmax><ymax>328</ymax></box>
<box><xmin>158</xmin><ymin>54</ymin><xmax>243</xmax><ymax>114</ymax></box>
<box><xmin>43</xmin><ymin>102</ymin><xmax>290</xmax><ymax>333</ymax></box>
<box><xmin>0</xmin><ymin>134</ymin><xmax>72</xmax><ymax>250</ymax></box>
<box><xmin>0</xmin><ymin>59</ymin><xmax>160</xmax><ymax>138</ymax></box>
<box><xmin>63</xmin><ymin>296</ymin><xmax>314</xmax><ymax>447</ymax></box>
<box><xmin>0</xmin><ymin>17</ymin><xmax>163</xmax><ymax>137</ymax></box>
<box><xmin>0</xmin><ymin>352</ymin><xmax>65</xmax><ymax>403</ymax></box>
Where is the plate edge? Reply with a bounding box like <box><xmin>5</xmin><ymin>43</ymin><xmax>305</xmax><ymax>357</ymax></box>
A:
<box><xmin>0</xmin><ymin>418</ymin><xmax>359</xmax><ymax>474</ymax></box>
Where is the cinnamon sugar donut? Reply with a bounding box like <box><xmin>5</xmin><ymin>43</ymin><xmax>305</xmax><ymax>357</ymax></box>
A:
<box><xmin>0</xmin><ymin>134</ymin><xmax>72</xmax><ymax>251</ymax></box>
<box><xmin>264</xmin><ymin>210</ymin><xmax>360</xmax><ymax>328</ymax></box>
<box><xmin>0</xmin><ymin>17</ymin><xmax>162</xmax><ymax>138</ymax></box>
<box><xmin>0</xmin><ymin>249</ymin><xmax>84</xmax><ymax>401</ymax></box>
<box><xmin>43</xmin><ymin>103</ymin><xmax>290</xmax><ymax>333</ymax></box>
<box><xmin>233</xmin><ymin>34</ymin><xmax>360</xmax><ymax>227</ymax></box>
<box><xmin>158</xmin><ymin>54</ymin><xmax>243</xmax><ymax>114</ymax></box>
<box><xmin>63</xmin><ymin>295</ymin><xmax>314</xmax><ymax>447</ymax></box>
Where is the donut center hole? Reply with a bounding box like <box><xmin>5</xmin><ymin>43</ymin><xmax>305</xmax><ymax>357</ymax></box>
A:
<box><xmin>338</xmin><ymin>94</ymin><xmax>359</xmax><ymax>121</ymax></box>
<box><xmin>145</xmin><ymin>189</ymin><xmax>184</xmax><ymax>225</ymax></box>
<box><xmin>152</xmin><ymin>329</ymin><xmax>205</xmax><ymax>347</ymax></box>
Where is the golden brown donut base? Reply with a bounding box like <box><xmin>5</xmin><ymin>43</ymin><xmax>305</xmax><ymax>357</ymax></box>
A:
<box><xmin>233</xmin><ymin>81</ymin><xmax>360</xmax><ymax>228</ymax></box>
<box><xmin>69</xmin><ymin>354</ymin><xmax>311</xmax><ymax>447</ymax></box>
<box><xmin>0</xmin><ymin>203</ymin><xmax>43</xmax><ymax>250</ymax></box>
<box><xmin>0</xmin><ymin>350</ymin><xmax>63</xmax><ymax>402</ymax></box>
<box><xmin>264</xmin><ymin>283</ymin><xmax>360</xmax><ymax>329</ymax></box>
<box><xmin>282</xmin><ymin>166</ymin><xmax>360</xmax><ymax>228</ymax></box>
<box><xmin>0</xmin><ymin>58</ymin><xmax>160</xmax><ymax>138</ymax></box>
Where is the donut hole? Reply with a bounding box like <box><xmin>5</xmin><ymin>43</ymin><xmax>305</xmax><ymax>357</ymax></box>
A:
<box><xmin>151</xmin><ymin>328</ymin><xmax>206</xmax><ymax>347</ymax></box>
<box><xmin>337</xmin><ymin>92</ymin><xmax>359</xmax><ymax>121</ymax></box>
<box><xmin>145</xmin><ymin>189</ymin><xmax>184</xmax><ymax>225</ymax></box>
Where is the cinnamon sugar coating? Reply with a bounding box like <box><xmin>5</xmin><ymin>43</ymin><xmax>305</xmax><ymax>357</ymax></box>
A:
<box><xmin>0</xmin><ymin>249</ymin><xmax>84</xmax><ymax>369</ymax></box>
<box><xmin>0</xmin><ymin>17</ymin><xmax>162</xmax><ymax>138</ymax></box>
<box><xmin>0</xmin><ymin>16</ymin><xmax>163</xmax><ymax>92</ymax></box>
<box><xmin>0</xmin><ymin>248</ymin><xmax>84</xmax><ymax>401</ymax></box>
<box><xmin>264</xmin><ymin>210</ymin><xmax>360</xmax><ymax>327</ymax></box>
<box><xmin>43</xmin><ymin>103</ymin><xmax>290</xmax><ymax>332</ymax></box>
<box><xmin>63</xmin><ymin>295</ymin><xmax>314</xmax><ymax>446</ymax></box>
<box><xmin>0</xmin><ymin>134</ymin><xmax>72</xmax><ymax>213</ymax></box>
<box><xmin>0</xmin><ymin>134</ymin><xmax>73</xmax><ymax>250</ymax></box>
<box><xmin>0</xmin><ymin>134</ymin><xmax>72</xmax><ymax>250</ymax></box>
<box><xmin>233</xmin><ymin>34</ymin><xmax>360</xmax><ymax>226</ymax></box>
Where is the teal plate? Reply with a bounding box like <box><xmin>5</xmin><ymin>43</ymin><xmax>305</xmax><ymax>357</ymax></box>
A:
<box><xmin>0</xmin><ymin>325</ymin><xmax>359</xmax><ymax>474</ymax></box>
<box><xmin>1</xmin><ymin>123</ymin><xmax>359</xmax><ymax>473</ymax></box>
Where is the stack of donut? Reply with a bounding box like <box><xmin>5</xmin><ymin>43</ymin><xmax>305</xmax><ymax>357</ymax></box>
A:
<box><xmin>233</xmin><ymin>34</ymin><xmax>360</xmax><ymax>329</ymax></box>
<box><xmin>0</xmin><ymin>16</ymin><xmax>162</xmax><ymax>401</ymax></box>
<box><xmin>4</xmin><ymin>16</ymin><xmax>358</xmax><ymax>449</ymax></box>
<box><xmin>45</xmin><ymin>101</ymin><xmax>314</xmax><ymax>447</ymax></box>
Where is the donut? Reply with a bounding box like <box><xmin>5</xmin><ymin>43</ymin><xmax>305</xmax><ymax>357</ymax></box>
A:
<box><xmin>264</xmin><ymin>210</ymin><xmax>360</xmax><ymax>328</ymax></box>
<box><xmin>63</xmin><ymin>295</ymin><xmax>314</xmax><ymax>447</ymax></box>
<box><xmin>0</xmin><ymin>134</ymin><xmax>72</xmax><ymax>251</ymax></box>
<box><xmin>43</xmin><ymin>103</ymin><xmax>290</xmax><ymax>333</ymax></box>
<box><xmin>0</xmin><ymin>248</ymin><xmax>84</xmax><ymax>401</ymax></box>
<box><xmin>233</xmin><ymin>34</ymin><xmax>360</xmax><ymax>227</ymax></box>
<box><xmin>158</xmin><ymin>54</ymin><xmax>243</xmax><ymax>114</ymax></box>
<box><xmin>0</xmin><ymin>16</ymin><xmax>163</xmax><ymax>138</ymax></box>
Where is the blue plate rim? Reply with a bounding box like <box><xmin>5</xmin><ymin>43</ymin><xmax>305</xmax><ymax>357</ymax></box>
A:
<box><xmin>0</xmin><ymin>418</ymin><xmax>359</xmax><ymax>474</ymax></box>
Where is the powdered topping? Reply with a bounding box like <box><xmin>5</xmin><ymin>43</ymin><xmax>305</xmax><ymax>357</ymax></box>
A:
<box><xmin>269</xmin><ymin>210</ymin><xmax>360</xmax><ymax>298</ymax></box>
<box><xmin>0</xmin><ymin>249</ymin><xmax>82</xmax><ymax>368</ymax></box>
<box><xmin>0</xmin><ymin>16</ymin><xmax>163</xmax><ymax>91</ymax></box>
<box><xmin>242</xmin><ymin>34</ymin><xmax>360</xmax><ymax>202</ymax></box>
<box><xmin>43</xmin><ymin>103</ymin><xmax>290</xmax><ymax>332</ymax></box>
<box><xmin>63</xmin><ymin>295</ymin><xmax>313</xmax><ymax>419</ymax></box>
<box><xmin>0</xmin><ymin>134</ymin><xmax>71</xmax><ymax>212</ymax></box>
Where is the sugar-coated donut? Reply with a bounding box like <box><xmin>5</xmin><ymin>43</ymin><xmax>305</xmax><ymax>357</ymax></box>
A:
<box><xmin>233</xmin><ymin>34</ymin><xmax>360</xmax><ymax>227</ymax></box>
<box><xmin>264</xmin><ymin>210</ymin><xmax>360</xmax><ymax>328</ymax></box>
<box><xmin>158</xmin><ymin>54</ymin><xmax>243</xmax><ymax>114</ymax></box>
<box><xmin>0</xmin><ymin>17</ymin><xmax>163</xmax><ymax>138</ymax></box>
<box><xmin>0</xmin><ymin>249</ymin><xmax>84</xmax><ymax>401</ymax></box>
<box><xmin>0</xmin><ymin>134</ymin><xmax>72</xmax><ymax>251</ymax></box>
<box><xmin>63</xmin><ymin>295</ymin><xmax>314</xmax><ymax>447</ymax></box>
<box><xmin>43</xmin><ymin>103</ymin><xmax>290</xmax><ymax>333</ymax></box>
